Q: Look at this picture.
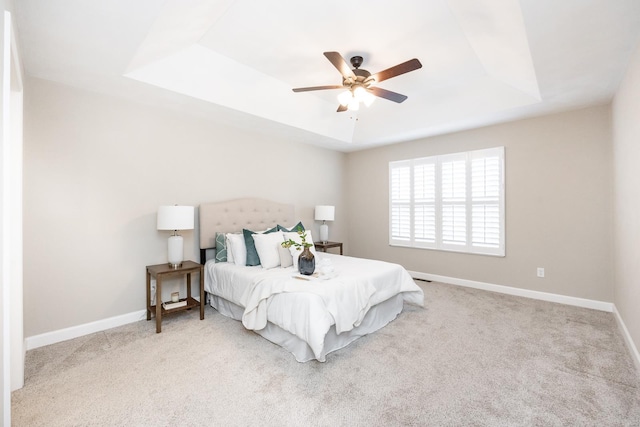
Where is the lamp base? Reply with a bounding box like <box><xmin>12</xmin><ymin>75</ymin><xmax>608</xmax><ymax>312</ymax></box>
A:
<box><xmin>319</xmin><ymin>223</ymin><xmax>329</xmax><ymax>243</ymax></box>
<box><xmin>167</xmin><ymin>235</ymin><xmax>184</xmax><ymax>268</ymax></box>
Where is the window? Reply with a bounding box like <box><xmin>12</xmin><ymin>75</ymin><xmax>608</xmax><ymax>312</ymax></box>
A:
<box><xmin>389</xmin><ymin>147</ymin><xmax>505</xmax><ymax>256</ymax></box>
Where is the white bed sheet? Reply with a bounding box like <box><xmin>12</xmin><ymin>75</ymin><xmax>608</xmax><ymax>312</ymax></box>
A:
<box><xmin>205</xmin><ymin>253</ymin><xmax>424</xmax><ymax>361</ymax></box>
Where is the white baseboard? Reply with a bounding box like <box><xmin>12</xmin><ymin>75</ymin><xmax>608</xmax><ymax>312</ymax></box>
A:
<box><xmin>26</xmin><ymin>276</ymin><xmax>639</xmax><ymax>374</ymax></box>
<box><xmin>409</xmin><ymin>271</ymin><xmax>614</xmax><ymax>312</ymax></box>
<box><xmin>612</xmin><ymin>305</ymin><xmax>640</xmax><ymax>373</ymax></box>
<box><xmin>25</xmin><ymin>309</ymin><xmax>147</xmax><ymax>351</ymax></box>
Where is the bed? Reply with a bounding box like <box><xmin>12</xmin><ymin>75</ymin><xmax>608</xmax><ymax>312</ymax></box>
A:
<box><xmin>199</xmin><ymin>198</ymin><xmax>424</xmax><ymax>362</ymax></box>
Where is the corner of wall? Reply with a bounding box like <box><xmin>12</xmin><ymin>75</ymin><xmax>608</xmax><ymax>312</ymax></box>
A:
<box><xmin>613</xmin><ymin>305</ymin><xmax>640</xmax><ymax>375</ymax></box>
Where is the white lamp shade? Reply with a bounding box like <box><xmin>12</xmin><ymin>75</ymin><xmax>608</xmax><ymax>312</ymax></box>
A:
<box><xmin>315</xmin><ymin>205</ymin><xmax>335</xmax><ymax>222</ymax></box>
<box><xmin>354</xmin><ymin>86</ymin><xmax>367</xmax><ymax>100</ymax></box>
<box><xmin>157</xmin><ymin>206</ymin><xmax>194</xmax><ymax>231</ymax></box>
<box><xmin>337</xmin><ymin>90</ymin><xmax>352</xmax><ymax>106</ymax></box>
<box><xmin>362</xmin><ymin>90</ymin><xmax>376</xmax><ymax>107</ymax></box>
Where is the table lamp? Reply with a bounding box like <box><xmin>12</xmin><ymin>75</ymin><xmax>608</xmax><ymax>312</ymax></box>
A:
<box><xmin>315</xmin><ymin>205</ymin><xmax>335</xmax><ymax>243</ymax></box>
<box><xmin>157</xmin><ymin>205</ymin><xmax>194</xmax><ymax>268</ymax></box>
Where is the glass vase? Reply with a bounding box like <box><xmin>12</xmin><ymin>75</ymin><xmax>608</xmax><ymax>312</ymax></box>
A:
<box><xmin>298</xmin><ymin>247</ymin><xmax>315</xmax><ymax>275</ymax></box>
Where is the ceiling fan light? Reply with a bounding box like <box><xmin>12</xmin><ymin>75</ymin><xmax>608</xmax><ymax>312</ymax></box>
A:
<box><xmin>353</xmin><ymin>86</ymin><xmax>367</xmax><ymax>101</ymax></box>
<box><xmin>337</xmin><ymin>90</ymin><xmax>352</xmax><ymax>106</ymax></box>
<box><xmin>362</xmin><ymin>91</ymin><xmax>376</xmax><ymax>107</ymax></box>
<box><xmin>347</xmin><ymin>98</ymin><xmax>360</xmax><ymax>111</ymax></box>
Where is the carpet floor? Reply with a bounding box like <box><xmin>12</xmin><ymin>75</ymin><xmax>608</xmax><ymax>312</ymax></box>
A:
<box><xmin>12</xmin><ymin>281</ymin><xmax>640</xmax><ymax>426</ymax></box>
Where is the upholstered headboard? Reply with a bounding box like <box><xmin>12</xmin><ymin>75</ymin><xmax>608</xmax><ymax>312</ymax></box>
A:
<box><xmin>199</xmin><ymin>198</ymin><xmax>295</xmax><ymax>263</ymax></box>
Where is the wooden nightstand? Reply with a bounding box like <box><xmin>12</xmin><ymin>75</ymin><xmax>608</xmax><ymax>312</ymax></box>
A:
<box><xmin>314</xmin><ymin>241</ymin><xmax>343</xmax><ymax>255</ymax></box>
<box><xmin>146</xmin><ymin>260</ymin><xmax>204</xmax><ymax>333</ymax></box>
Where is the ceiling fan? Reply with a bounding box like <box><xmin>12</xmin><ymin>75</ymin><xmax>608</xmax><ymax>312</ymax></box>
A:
<box><xmin>292</xmin><ymin>51</ymin><xmax>422</xmax><ymax>112</ymax></box>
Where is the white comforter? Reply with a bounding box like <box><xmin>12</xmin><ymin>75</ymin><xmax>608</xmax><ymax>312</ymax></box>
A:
<box><xmin>206</xmin><ymin>253</ymin><xmax>424</xmax><ymax>359</ymax></box>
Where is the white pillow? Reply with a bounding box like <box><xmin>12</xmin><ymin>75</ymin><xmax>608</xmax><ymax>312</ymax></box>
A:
<box><xmin>226</xmin><ymin>234</ymin><xmax>235</xmax><ymax>264</ymax></box>
<box><xmin>252</xmin><ymin>231</ymin><xmax>284</xmax><ymax>269</ymax></box>
<box><xmin>278</xmin><ymin>246</ymin><xmax>293</xmax><ymax>268</ymax></box>
<box><xmin>226</xmin><ymin>233</ymin><xmax>246</xmax><ymax>266</ymax></box>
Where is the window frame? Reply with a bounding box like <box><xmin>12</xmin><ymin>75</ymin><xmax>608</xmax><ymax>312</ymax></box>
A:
<box><xmin>389</xmin><ymin>147</ymin><xmax>505</xmax><ymax>257</ymax></box>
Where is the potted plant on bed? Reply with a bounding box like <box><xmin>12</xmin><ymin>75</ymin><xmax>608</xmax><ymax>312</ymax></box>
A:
<box><xmin>282</xmin><ymin>228</ymin><xmax>315</xmax><ymax>275</ymax></box>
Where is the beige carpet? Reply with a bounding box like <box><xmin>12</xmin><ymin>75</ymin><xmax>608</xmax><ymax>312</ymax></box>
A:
<box><xmin>12</xmin><ymin>281</ymin><xmax>640</xmax><ymax>426</ymax></box>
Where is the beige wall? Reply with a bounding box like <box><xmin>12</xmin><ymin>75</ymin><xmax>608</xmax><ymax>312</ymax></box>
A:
<box><xmin>612</xmin><ymin>42</ymin><xmax>640</xmax><ymax>354</ymax></box>
<box><xmin>346</xmin><ymin>105</ymin><xmax>613</xmax><ymax>302</ymax></box>
<box><xmin>23</xmin><ymin>77</ymin><xmax>346</xmax><ymax>337</ymax></box>
<box><xmin>22</xmin><ymin>73</ymin><xmax>625</xmax><ymax>344</ymax></box>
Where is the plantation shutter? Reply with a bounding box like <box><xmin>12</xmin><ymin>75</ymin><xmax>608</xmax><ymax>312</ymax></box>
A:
<box><xmin>389</xmin><ymin>160</ymin><xmax>411</xmax><ymax>244</ymax></box>
<box><xmin>413</xmin><ymin>159</ymin><xmax>436</xmax><ymax>247</ymax></box>
<box><xmin>470</xmin><ymin>148</ymin><xmax>504</xmax><ymax>254</ymax></box>
<box><xmin>440</xmin><ymin>153</ymin><xmax>467</xmax><ymax>248</ymax></box>
<box><xmin>389</xmin><ymin>147</ymin><xmax>504</xmax><ymax>256</ymax></box>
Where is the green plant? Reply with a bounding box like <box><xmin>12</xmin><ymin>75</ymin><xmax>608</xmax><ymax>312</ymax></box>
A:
<box><xmin>281</xmin><ymin>227</ymin><xmax>313</xmax><ymax>250</ymax></box>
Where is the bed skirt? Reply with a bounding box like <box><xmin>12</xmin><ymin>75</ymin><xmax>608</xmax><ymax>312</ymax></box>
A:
<box><xmin>208</xmin><ymin>293</ymin><xmax>405</xmax><ymax>362</ymax></box>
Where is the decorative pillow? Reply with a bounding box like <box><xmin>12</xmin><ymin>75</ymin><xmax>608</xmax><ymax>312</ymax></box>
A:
<box><xmin>243</xmin><ymin>226</ymin><xmax>278</xmax><ymax>266</ymax></box>
<box><xmin>226</xmin><ymin>233</ymin><xmax>246</xmax><ymax>266</ymax></box>
<box><xmin>278</xmin><ymin>246</ymin><xmax>293</xmax><ymax>268</ymax></box>
<box><xmin>277</xmin><ymin>222</ymin><xmax>305</xmax><ymax>232</ymax></box>
<box><xmin>215</xmin><ymin>232</ymin><xmax>228</xmax><ymax>263</ymax></box>
<box><xmin>252</xmin><ymin>231</ymin><xmax>284</xmax><ymax>269</ymax></box>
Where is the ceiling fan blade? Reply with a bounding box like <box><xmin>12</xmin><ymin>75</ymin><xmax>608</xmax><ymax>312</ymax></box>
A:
<box><xmin>324</xmin><ymin>51</ymin><xmax>356</xmax><ymax>80</ymax></box>
<box><xmin>369</xmin><ymin>87</ymin><xmax>408</xmax><ymax>103</ymax></box>
<box><xmin>292</xmin><ymin>85</ymin><xmax>344</xmax><ymax>93</ymax></box>
<box><xmin>337</xmin><ymin>104</ymin><xmax>348</xmax><ymax>112</ymax></box>
<box><xmin>371</xmin><ymin>58</ymin><xmax>422</xmax><ymax>84</ymax></box>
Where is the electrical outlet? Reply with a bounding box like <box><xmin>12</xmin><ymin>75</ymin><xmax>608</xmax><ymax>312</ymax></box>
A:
<box><xmin>537</xmin><ymin>267</ymin><xmax>545</xmax><ymax>278</ymax></box>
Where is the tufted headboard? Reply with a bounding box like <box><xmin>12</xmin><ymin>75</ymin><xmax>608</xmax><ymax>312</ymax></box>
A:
<box><xmin>199</xmin><ymin>198</ymin><xmax>295</xmax><ymax>263</ymax></box>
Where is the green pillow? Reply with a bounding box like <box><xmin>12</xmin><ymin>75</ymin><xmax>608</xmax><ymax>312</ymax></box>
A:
<box><xmin>243</xmin><ymin>226</ymin><xmax>278</xmax><ymax>266</ymax></box>
<box><xmin>215</xmin><ymin>232</ymin><xmax>227</xmax><ymax>263</ymax></box>
<box><xmin>277</xmin><ymin>222</ymin><xmax>305</xmax><ymax>233</ymax></box>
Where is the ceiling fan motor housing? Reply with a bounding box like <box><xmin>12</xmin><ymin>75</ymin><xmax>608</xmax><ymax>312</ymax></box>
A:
<box><xmin>344</xmin><ymin>69</ymin><xmax>373</xmax><ymax>88</ymax></box>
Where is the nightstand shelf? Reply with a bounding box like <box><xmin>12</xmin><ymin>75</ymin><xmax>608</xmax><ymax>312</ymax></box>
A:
<box><xmin>146</xmin><ymin>260</ymin><xmax>204</xmax><ymax>333</ymax></box>
<box><xmin>151</xmin><ymin>296</ymin><xmax>200</xmax><ymax>315</ymax></box>
<box><xmin>314</xmin><ymin>241</ymin><xmax>343</xmax><ymax>255</ymax></box>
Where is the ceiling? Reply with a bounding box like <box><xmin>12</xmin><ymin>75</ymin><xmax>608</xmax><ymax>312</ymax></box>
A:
<box><xmin>13</xmin><ymin>0</ymin><xmax>640</xmax><ymax>152</ymax></box>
